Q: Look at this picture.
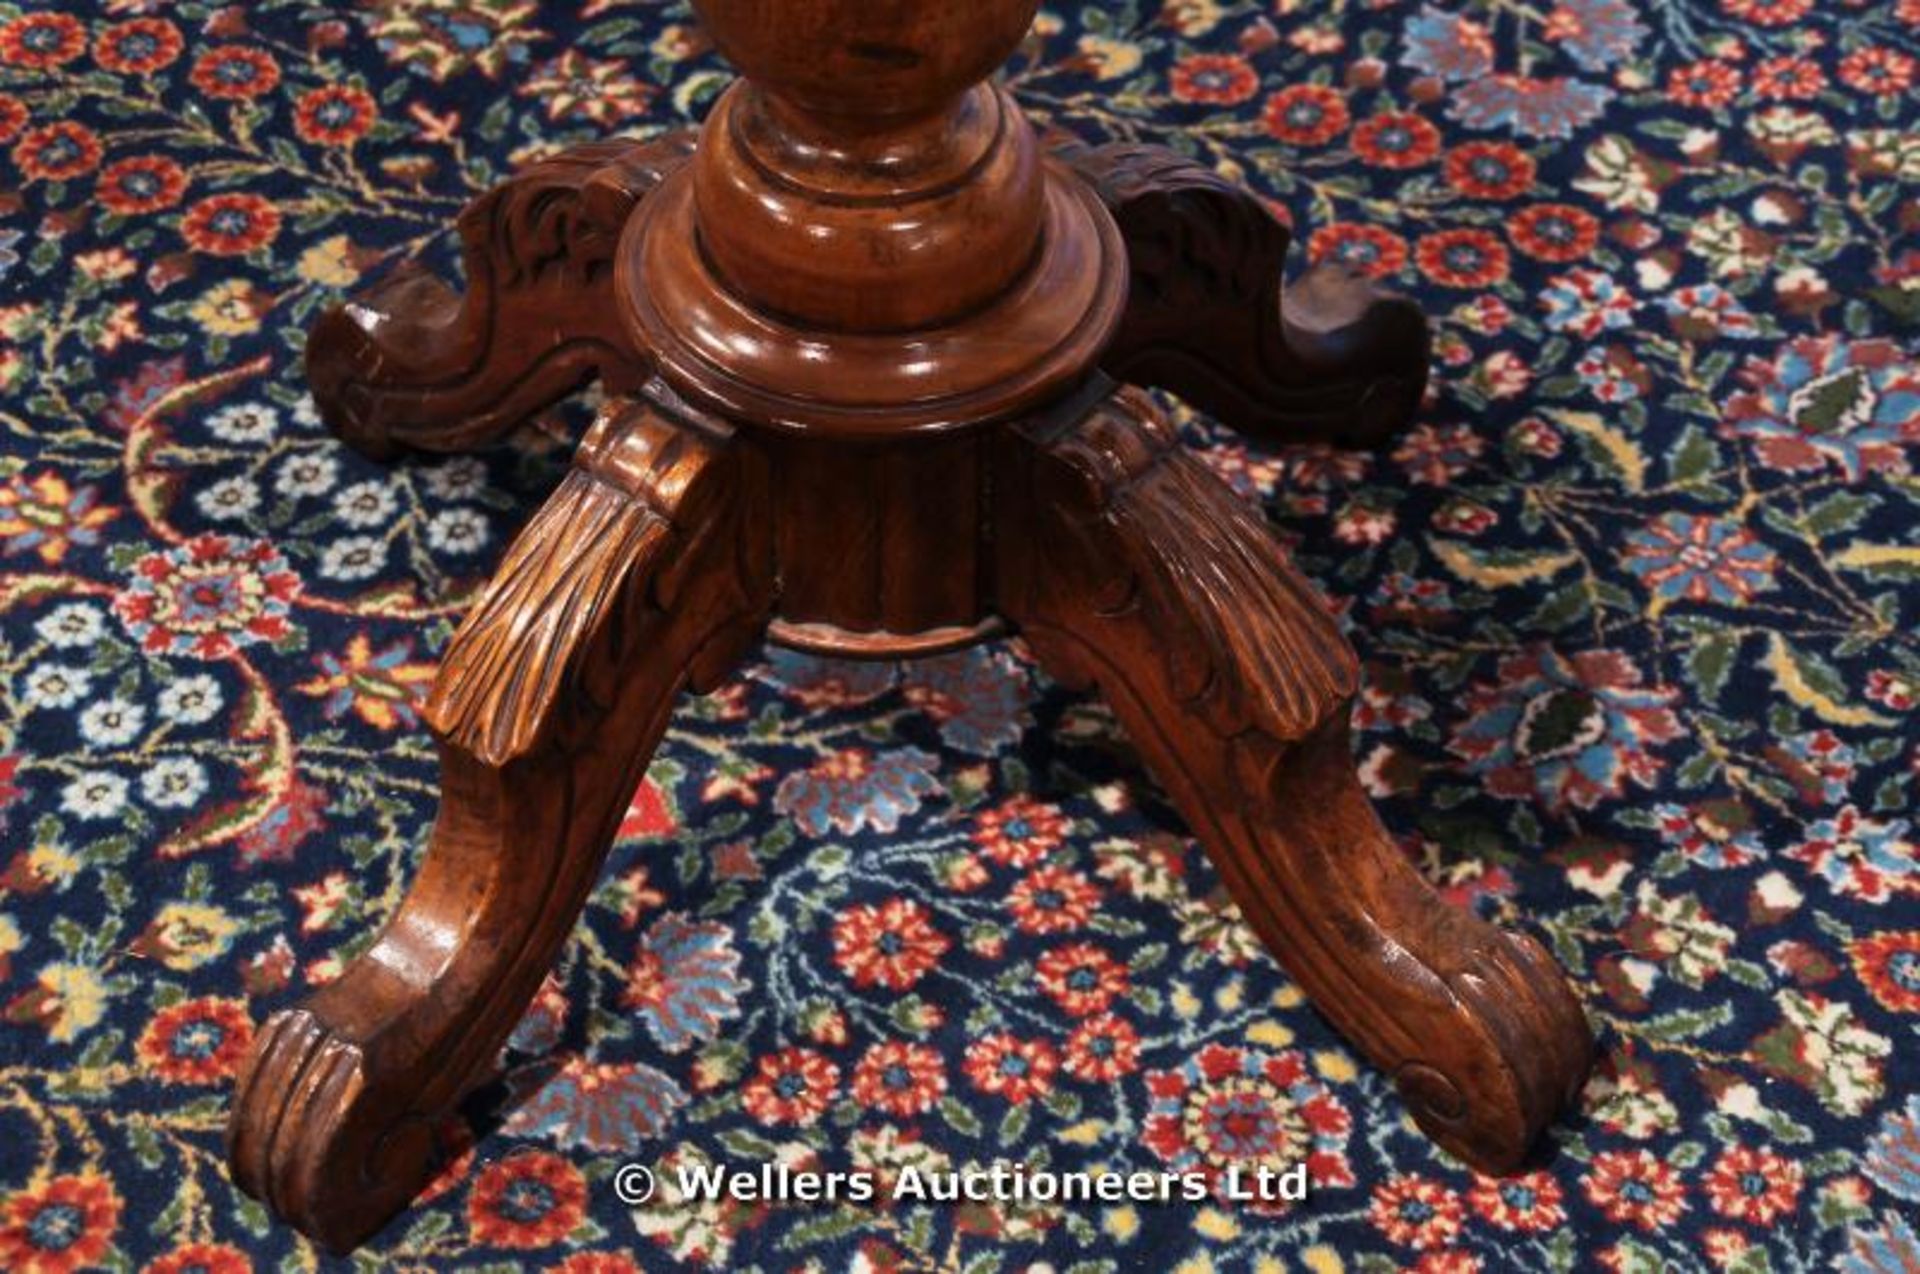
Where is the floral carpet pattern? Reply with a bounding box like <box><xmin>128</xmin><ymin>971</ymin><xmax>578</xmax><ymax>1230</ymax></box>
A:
<box><xmin>2</xmin><ymin>1</ymin><xmax>1919</xmax><ymax>1271</ymax></box>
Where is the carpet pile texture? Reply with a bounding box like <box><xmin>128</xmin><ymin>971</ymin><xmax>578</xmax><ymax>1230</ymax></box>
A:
<box><xmin>2</xmin><ymin>2</ymin><xmax>1919</xmax><ymax>1270</ymax></box>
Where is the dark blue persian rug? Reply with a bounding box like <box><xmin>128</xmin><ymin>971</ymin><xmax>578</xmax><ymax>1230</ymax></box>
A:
<box><xmin>1</xmin><ymin>2</ymin><xmax>1917</xmax><ymax>1271</ymax></box>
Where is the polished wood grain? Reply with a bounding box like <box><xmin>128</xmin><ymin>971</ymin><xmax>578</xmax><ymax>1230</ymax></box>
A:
<box><xmin>239</xmin><ymin>0</ymin><xmax>1593</xmax><ymax>1251</ymax></box>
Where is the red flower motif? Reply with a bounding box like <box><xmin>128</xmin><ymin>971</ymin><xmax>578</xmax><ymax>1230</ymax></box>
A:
<box><xmin>1720</xmin><ymin>0</ymin><xmax>1811</xmax><ymax>22</ymax></box>
<box><xmin>552</xmin><ymin>1256</ymin><xmax>642</xmax><ymax>1274</ymax></box>
<box><xmin>830</xmin><ymin>897</ymin><xmax>950</xmax><ymax>992</ymax></box>
<box><xmin>94</xmin><ymin>18</ymin><xmax>184</xmax><ymax>75</ymax></box>
<box><xmin>182</xmin><ymin>194</ymin><xmax>282</xmax><ymax>256</ymax></box>
<box><xmin>13</xmin><ymin>122</ymin><xmax>103</xmax><ymax>183</ymax></box>
<box><xmin>741</xmin><ymin>1047</ymin><xmax>840</xmax><ymax>1125</ymax></box>
<box><xmin>1415</xmin><ymin>229</ymin><xmax>1510</xmax><ymax>288</ymax></box>
<box><xmin>0</xmin><ymin>1174</ymin><xmax>122</xmax><ymax>1274</ymax></box>
<box><xmin>1443</xmin><ymin>141</ymin><xmax>1536</xmax><ymax>199</ymax></box>
<box><xmin>851</xmin><ymin>1040</ymin><xmax>947</xmax><ymax>1116</ymax></box>
<box><xmin>1035</xmin><ymin>942</ymin><xmax>1129</xmax><ymax>1016</ymax></box>
<box><xmin>1007</xmin><ymin>865</ymin><xmax>1101</xmax><ymax>934</ymax></box>
<box><xmin>1063</xmin><ymin>1012</ymin><xmax>1140</xmax><ymax>1081</ymax></box>
<box><xmin>1850</xmin><ymin>930</ymin><xmax>1920</xmax><ymax>1012</ymax></box>
<box><xmin>1839</xmin><ymin>47</ymin><xmax>1916</xmax><ymax>97</ymax></box>
<box><xmin>0</xmin><ymin>15</ymin><xmax>87</xmax><ymax>70</ymax></box>
<box><xmin>1262</xmin><ymin>84</ymin><xmax>1350</xmax><ymax>145</ymax></box>
<box><xmin>1309</xmin><ymin>223</ymin><xmax>1409</xmax><ymax>279</ymax></box>
<box><xmin>190</xmin><ymin>46</ymin><xmax>282</xmax><ymax>100</ymax></box>
<box><xmin>113</xmin><ymin>534</ymin><xmax>299</xmax><ymax>660</ymax></box>
<box><xmin>294</xmin><ymin>85</ymin><xmax>377</xmax><ymax>146</ymax></box>
<box><xmin>1352</xmin><ymin>111</ymin><xmax>1441</xmax><ymax>169</ymax></box>
<box><xmin>1510</xmin><ymin>203</ymin><xmax>1600</xmax><ymax>262</ymax></box>
<box><xmin>466</xmin><ymin>1152</ymin><xmax>587</xmax><ymax>1248</ymax></box>
<box><xmin>0</xmin><ymin>95</ymin><xmax>24</xmax><ymax>144</ymax></box>
<box><xmin>136</xmin><ymin>997</ymin><xmax>254</xmax><ymax>1084</ymax></box>
<box><xmin>1585</xmin><ymin>1149</ymin><xmax>1687</xmax><ymax>1231</ymax></box>
<box><xmin>971</xmin><ymin>794</ymin><xmax>1070</xmax><ymax>868</ymax></box>
<box><xmin>962</xmin><ymin>1033</ymin><xmax>1058</xmax><ymax>1103</ymax></box>
<box><xmin>1170</xmin><ymin>53</ymin><xmax>1258</xmax><ymax>105</ymax></box>
<box><xmin>1703</xmin><ymin>1145</ymin><xmax>1801</xmax><ymax>1224</ymax></box>
<box><xmin>1668</xmin><ymin>60</ymin><xmax>1742</xmax><ymax>109</ymax></box>
<box><xmin>1752</xmin><ymin>55</ymin><xmax>1824</xmax><ymax>100</ymax></box>
<box><xmin>1467</xmin><ymin>1170</ymin><xmax>1565</xmax><ymax>1230</ymax></box>
<box><xmin>1370</xmin><ymin>1175</ymin><xmax>1466</xmax><ymax>1248</ymax></box>
<box><xmin>1410</xmin><ymin>1254</ymin><xmax>1480</xmax><ymax>1274</ymax></box>
<box><xmin>97</xmin><ymin>156</ymin><xmax>188</xmax><ymax>215</ymax></box>
<box><xmin>146</xmin><ymin>1243</ymin><xmax>251</xmax><ymax>1274</ymax></box>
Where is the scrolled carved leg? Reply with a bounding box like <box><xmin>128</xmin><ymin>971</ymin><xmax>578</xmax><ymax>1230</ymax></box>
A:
<box><xmin>307</xmin><ymin>134</ymin><xmax>695</xmax><ymax>459</ymax></box>
<box><xmin>995</xmin><ymin>386</ymin><xmax>1591</xmax><ymax>1172</ymax></box>
<box><xmin>227</xmin><ymin>392</ymin><xmax>773</xmax><ymax>1252</ymax></box>
<box><xmin>1058</xmin><ymin>142</ymin><xmax>1430</xmax><ymax>450</ymax></box>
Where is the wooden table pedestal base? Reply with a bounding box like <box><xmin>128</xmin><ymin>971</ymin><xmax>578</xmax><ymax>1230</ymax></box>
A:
<box><xmin>225</xmin><ymin>3</ymin><xmax>1592</xmax><ymax>1252</ymax></box>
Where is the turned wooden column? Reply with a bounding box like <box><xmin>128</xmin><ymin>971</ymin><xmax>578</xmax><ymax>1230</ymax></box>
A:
<box><xmin>230</xmin><ymin>0</ymin><xmax>1592</xmax><ymax>1253</ymax></box>
<box><xmin>622</xmin><ymin>0</ymin><xmax>1126</xmax><ymax>654</ymax></box>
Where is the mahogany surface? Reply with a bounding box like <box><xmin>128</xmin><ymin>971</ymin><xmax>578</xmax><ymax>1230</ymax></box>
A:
<box><xmin>230</xmin><ymin>0</ymin><xmax>1593</xmax><ymax>1251</ymax></box>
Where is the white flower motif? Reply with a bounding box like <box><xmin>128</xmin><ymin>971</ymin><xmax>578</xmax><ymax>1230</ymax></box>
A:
<box><xmin>424</xmin><ymin>457</ymin><xmax>487</xmax><ymax>501</ymax></box>
<box><xmin>158</xmin><ymin>674</ymin><xmax>224</xmax><ymax>725</ymax></box>
<box><xmin>196</xmin><ymin>475</ymin><xmax>261</xmax><ymax>522</ymax></box>
<box><xmin>22</xmin><ymin>664</ymin><xmax>93</xmax><ymax>710</ymax></box>
<box><xmin>426</xmin><ymin>508</ymin><xmax>489</xmax><ymax>554</ymax></box>
<box><xmin>276</xmin><ymin>452</ymin><xmax>339</xmax><ymax>499</ymax></box>
<box><xmin>141</xmin><ymin>757</ymin><xmax>209</xmax><ymax>809</ymax></box>
<box><xmin>333</xmin><ymin>480</ymin><xmax>398</xmax><ymax>529</ymax></box>
<box><xmin>206</xmin><ymin>402</ymin><xmax>281</xmax><ymax>445</ymax></box>
<box><xmin>35</xmin><ymin>604</ymin><xmax>105</xmax><ymax>649</ymax></box>
<box><xmin>319</xmin><ymin>535</ymin><xmax>388</xmax><ymax>581</ymax></box>
<box><xmin>78</xmin><ymin>697</ymin><xmax>147</xmax><ymax>748</ymax></box>
<box><xmin>61</xmin><ymin>771</ymin><xmax>129</xmax><ymax>820</ymax></box>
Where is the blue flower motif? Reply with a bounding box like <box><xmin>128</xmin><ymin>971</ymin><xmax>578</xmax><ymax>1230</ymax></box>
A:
<box><xmin>1788</xmin><ymin>806</ymin><xmax>1919</xmax><ymax>903</ymax></box>
<box><xmin>506</xmin><ymin>1057</ymin><xmax>687</xmax><ymax>1152</ymax></box>
<box><xmin>1843</xmin><ymin>1211</ymin><xmax>1920</xmax><ymax>1274</ymax></box>
<box><xmin>1724</xmin><ymin>336</ymin><xmax>1920</xmax><ymax>481</ymax></box>
<box><xmin>1622</xmin><ymin>512</ymin><xmax>1777</xmax><ymax>607</ymax></box>
<box><xmin>623</xmin><ymin>912</ymin><xmax>748</xmax><ymax>1053</ymax></box>
<box><xmin>1865</xmin><ymin>1094</ymin><xmax>1920</xmax><ymax>1203</ymax></box>
<box><xmin>1403</xmin><ymin>6</ymin><xmax>1492</xmax><ymax>81</ymax></box>
<box><xmin>1451</xmin><ymin>75</ymin><xmax>1610</xmax><ymax>139</ymax></box>
<box><xmin>902</xmin><ymin>648</ymin><xmax>1031</xmax><ymax>756</ymax></box>
<box><xmin>1546</xmin><ymin>0</ymin><xmax>1646</xmax><ymax>72</ymax></box>
<box><xmin>774</xmin><ymin>747</ymin><xmax>942</xmax><ymax>837</ymax></box>
<box><xmin>761</xmin><ymin>648</ymin><xmax>896</xmax><ymax>708</ymax></box>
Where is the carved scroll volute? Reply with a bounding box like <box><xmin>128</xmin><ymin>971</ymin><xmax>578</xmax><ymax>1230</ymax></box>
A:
<box><xmin>1057</xmin><ymin>142</ymin><xmax>1431</xmax><ymax>450</ymax></box>
<box><xmin>306</xmin><ymin>134</ymin><xmax>697</xmax><ymax>459</ymax></box>
<box><xmin>226</xmin><ymin>393</ymin><xmax>774</xmax><ymax>1252</ymax></box>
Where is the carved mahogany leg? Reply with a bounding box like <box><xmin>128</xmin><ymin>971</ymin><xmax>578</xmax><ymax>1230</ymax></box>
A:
<box><xmin>227</xmin><ymin>393</ymin><xmax>772</xmax><ymax>1252</ymax></box>
<box><xmin>996</xmin><ymin>386</ymin><xmax>1591</xmax><ymax>1172</ymax></box>
<box><xmin>307</xmin><ymin>135</ymin><xmax>694</xmax><ymax>459</ymax></box>
<box><xmin>1058</xmin><ymin>142</ymin><xmax>1430</xmax><ymax>450</ymax></box>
